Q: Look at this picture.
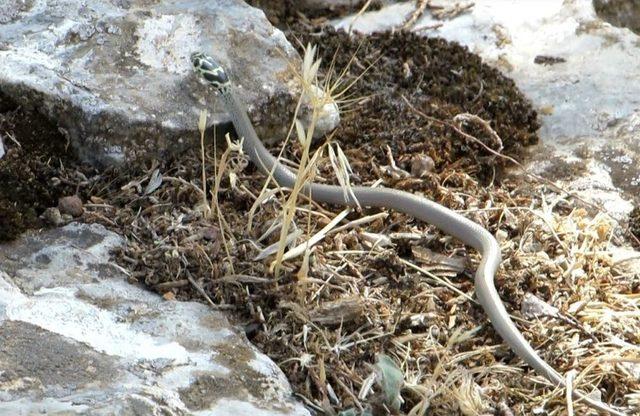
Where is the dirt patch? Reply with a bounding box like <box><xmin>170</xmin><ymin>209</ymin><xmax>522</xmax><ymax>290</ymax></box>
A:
<box><xmin>179</xmin><ymin>371</ymin><xmax>269</xmax><ymax>411</ymax></box>
<box><xmin>179</xmin><ymin>343</ymin><xmax>288</xmax><ymax>412</ymax></box>
<box><xmin>245</xmin><ymin>0</ymin><xmax>383</xmax><ymax>28</ymax></box>
<box><xmin>597</xmin><ymin>144</ymin><xmax>640</xmax><ymax>196</ymax></box>
<box><xmin>294</xmin><ymin>28</ymin><xmax>538</xmax><ymax>183</ymax></box>
<box><xmin>0</xmin><ymin>320</ymin><xmax>119</xmax><ymax>391</ymax></box>
<box><xmin>540</xmin><ymin>156</ymin><xmax>588</xmax><ymax>182</ymax></box>
<box><xmin>0</xmin><ymin>93</ymin><xmax>96</xmax><ymax>241</ymax></box>
<box><xmin>594</xmin><ymin>0</ymin><xmax>640</xmax><ymax>35</ymax></box>
<box><xmin>629</xmin><ymin>206</ymin><xmax>640</xmax><ymax>239</ymax></box>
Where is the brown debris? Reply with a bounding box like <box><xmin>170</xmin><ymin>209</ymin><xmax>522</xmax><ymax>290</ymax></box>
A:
<box><xmin>289</xmin><ymin>28</ymin><xmax>539</xmax><ymax>186</ymax></box>
<box><xmin>58</xmin><ymin>195</ymin><xmax>84</xmax><ymax>217</ymax></box>
<box><xmin>410</xmin><ymin>154</ymin><xmax>435</xmax><ymax>177</ymax></box>
<box><xmin>0</xmin><ymin>92</ymin><xmax>95</xmax><ymax>241</ymax></box>
<box><xmin>403</xmin><ymin>0</ymin><xmax>475</xmax><ymax>30</ymax></box>
<box><xmin>533</xmin><ymin>55</ymin><xmax>566</xmax><ymax>65</ymax></box>
<box><xmin>308</xmin><ymin>296</ymin><xmax>366</xmax><ymax>326</ymax></box>
<box><xmin>245</xmin><ymin>0</ymin><xmax>383</xmax><ymax>29</ymax></box>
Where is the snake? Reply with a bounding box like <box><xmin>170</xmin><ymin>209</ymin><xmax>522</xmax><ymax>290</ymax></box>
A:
<box><xmin>191</xmin><ymin>52</ymin><xmax>625</xmax><ymax>416</ymax></box>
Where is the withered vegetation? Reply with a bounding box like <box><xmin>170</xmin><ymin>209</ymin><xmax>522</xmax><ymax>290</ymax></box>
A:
<box><xmin>0</xmin><ymin>23</ymin><xmax>637</xmax><ymax>416</ymax></box>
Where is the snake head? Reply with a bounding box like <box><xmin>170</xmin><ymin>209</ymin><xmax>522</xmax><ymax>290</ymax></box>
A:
<box><xmin>191</xmin><ymin>52</ymin><xmax>230</xmax><ymax>93</ymax></box>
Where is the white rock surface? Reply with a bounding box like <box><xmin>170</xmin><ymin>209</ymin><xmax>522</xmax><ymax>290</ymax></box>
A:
<box><xmin>0</xmin><ymin>223</ymin><xmax>309</xmax><ymax>416</ymax></box>
<box><xmin>0</xmin><ymin>0</ymin><xmax>338</xmax><ymax>166</ymax></box>
<box><xmin>334</xmin><ymin>0</ymin><xmax>640</xmax><ymax>219</ymax></box>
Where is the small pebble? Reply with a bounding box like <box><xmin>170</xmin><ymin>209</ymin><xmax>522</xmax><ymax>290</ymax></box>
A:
<box><xmin>58</xmin><ymin>195</ymin><xmax>84</xmax><ymax>217</ymax></box>
<box><xmin>495</xmin><ymin>229</ymin><xmax>508</xmax><ymax>243</ymax></box>
<box><xmin>41</xmin><ymin>207</ymin><xmax>64</xmax><ymax>226</ymax></box>
<box><xmin>202</xmin><ymin>227</ymin><xmax>219</xmax><ymax>241</ymax></box>
<box><xmin>410</xmin><ymin>154</ymin><xmax>435</xmax><ymax>177</ymax></box>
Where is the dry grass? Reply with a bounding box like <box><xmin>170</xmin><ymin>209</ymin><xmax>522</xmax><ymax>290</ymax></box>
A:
<box><xmin>85</xmin><ymin>42</ymin><xmax>640</xmax><ymax>415</ymax></box>
<box><xmin>250</xmin><ymin>43</ymin><xmax>366</xmax><ymax>278</ymax></box>
<box><xmin>204</xmin><ymin>43</ymin><xmax>639</xmax><ymax>414</ymax></box>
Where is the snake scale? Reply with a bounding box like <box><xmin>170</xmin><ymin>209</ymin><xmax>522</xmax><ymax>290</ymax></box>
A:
<box><xmin>191</xmin><ymin>52</ymin><xmax>625</xmax><ymax>416</ymax></box>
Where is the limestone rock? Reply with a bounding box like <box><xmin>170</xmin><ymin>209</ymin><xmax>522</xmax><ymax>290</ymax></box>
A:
<box><xmin>0</xmin><ymin>0</ymin><xmax>337</xmax><ymax>167</ymax></box>
<box><xmin>0</xmin><ymin>223</ymin><xmax>309</xmax><ymax>415</ymax></box>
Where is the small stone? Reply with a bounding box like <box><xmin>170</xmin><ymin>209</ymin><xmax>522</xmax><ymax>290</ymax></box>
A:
<box><xmin>300</xmin><ymin>84</ymin><xmax>340</xmax><ymax>140</ymax></box>
<box><xmin>410</xmin><ymin>154</ymin><xmax>435</xmax><ymax>177</ymax></box>
<box><xmin>58</xmin><ymin>195</ymin><xmax>84</xmax><ymax>217</ymax></box>
<box><xmin>41</xmin><ymin>207</ymin><xmax>64</xmax><ymax>226</ymax></box>
<box><xmin>405</xmin><ymin>312</ymin><xmax>437</xmax><ymax>328</ymax></box>
<box><xmin>495</xmin><ymin>229</ymin><xmax>508</xmax><ymax>243</ymax></box>
<box><xmin>520</xmin><ymin>293</ymin><xmax>558</xmax><ymax>319</ymax></box>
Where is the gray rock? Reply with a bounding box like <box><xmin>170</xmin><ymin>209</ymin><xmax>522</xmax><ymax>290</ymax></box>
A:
<box><xmin>0</xmin><ymin>223</ymin><xmax>309</xmax><ymax>415</ymax></box>
<box><xmin>0</xmin><ymin>0</ymin><xmax>337</xmax><ymax>167</ymax></box>
<box><xmin>520</xmin><ymin>293</ymin><xmax>559</xmax><ymax>320</ymax></box>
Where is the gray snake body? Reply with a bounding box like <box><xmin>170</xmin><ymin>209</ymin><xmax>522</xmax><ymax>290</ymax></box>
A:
<box><xmin>191</xmin><ymin>52</ymin><xmax>624</xmax><ymax>416</ymax></box>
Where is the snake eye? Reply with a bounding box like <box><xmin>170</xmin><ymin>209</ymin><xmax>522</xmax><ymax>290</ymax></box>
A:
<box><xmin>190</xmin><ymin>52</ymin><xmax>203</xmax><ymax>67</ymax></box>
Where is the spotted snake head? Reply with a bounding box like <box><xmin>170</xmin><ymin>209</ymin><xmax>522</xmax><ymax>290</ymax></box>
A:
<box><xmin>191</xmin><ymin>52</ymin><xmax>230</xmax><ymax>94</ymax></box>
